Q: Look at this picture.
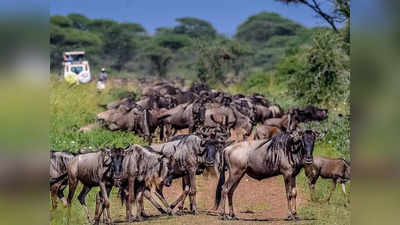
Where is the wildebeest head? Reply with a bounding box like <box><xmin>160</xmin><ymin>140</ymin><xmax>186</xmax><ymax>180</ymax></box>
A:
<box><xmin>198</xmin><ymin>126</ymin><xmax>231</xmax><ymax>167</ymax></box>
<box><xmin>298</xmin><ymin>105</ymin><xmax>328</xmax><ymax>122</ymax></box>
<box><xmin>102</xmin><ymin>147</ymin><xmax>126</xmax><ymax>186</ymax></box>
<box><xmin>290</xmin><ymin>130</ymin><xmax>316</xmax><ymax>165</ymax></box>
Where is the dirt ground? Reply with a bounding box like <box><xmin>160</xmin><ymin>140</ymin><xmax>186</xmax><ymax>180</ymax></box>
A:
<box><xmin>109</xmin><ymin>174</ymin><xmax>307</xmax><ymax>225</ymax></box>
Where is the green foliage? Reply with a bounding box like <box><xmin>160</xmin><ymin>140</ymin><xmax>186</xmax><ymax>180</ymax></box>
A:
<box><xmin>174</xmin><ymin>17</ymin><xmax>217</xmax><ymax>39</ymax></box>
<box><xmin>226</xmin><ymin>40</ymin><xmax>254</xmax><ymax>77</ymax></box>
<box><xmin>67</xmin><ymin>13</ymin><xmax>90</xmax><ymax>30</ymax></box>
<box><xmin>50</xmin><ymin>76</ymin><xmax>145</xmax><ymax>151</ymax></box>
<box><xmin>154</xmin><ymin>33</ymin><xmax>192</xmax><ymax>51</ymax></box>
<box><xmin>50</xmin><ymin>15</ymin><xmax>73</xmax><ymax>28</ymax></box>
<box><xmin>193</xmin><ymin>40</ymin><xmax>230</xmax><ymax>83</ymax></box>
<box><xmin>236</xmin><ymin>12</ymin><xmax>302</xmax><ymax>45</ymax></box>
<box><xmin>142</xmin><ymin>42</ymin><xmax>173</xmax><ymax>77</ymax></box>
<box><xmin>276</xmin><ymin>30</ymin><xmax>350</xmax><ymax>107</ymax></box>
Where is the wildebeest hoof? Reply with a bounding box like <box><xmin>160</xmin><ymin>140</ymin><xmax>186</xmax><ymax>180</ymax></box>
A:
<box><xmin>228</xmin><ymin>215</ymin><xmax>238</xmax><ymax>220</ymax></box>
<box><xmin>219</xmin><ymin>215</ymin><xmax>228</xmax><ymax>220</ymax></box>
<box><xmin>175</xmin><ymin>210</ymin><xmax>184</xmax><ymax>216</ymax></box>
<box><xmin>136</xmin><ymin>216</ymin><xmax>144</xmax><ymax>222</ymax></box>
<box><xmin>191</xmin><ymin>210</ymin><xmax>200</xmax><ymax>215</ymax></box>
<box><xmin>141</xmin><ymin>212</ymin><xmax>151</xmax><ymax>218</ymax></box>
<box><xmin>286</xmin><ymin>214</ymin><xmax>298</xmax><ymax>221</ymax></box>
<box><xmin>166</xmin><ymin>208</ymin><xmax>173</xmax><ymax>216</ymax></box>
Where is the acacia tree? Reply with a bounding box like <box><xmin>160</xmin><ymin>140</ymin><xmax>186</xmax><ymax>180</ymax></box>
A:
<box><xmin>274</xmin><ymin>0</ymin><xmax>350</xmax><ymax>32</ymax></box>
<box><xmin>143</xmin><ymin>43</ymin><xmax>173</xmax><ymax>77</ymax></box>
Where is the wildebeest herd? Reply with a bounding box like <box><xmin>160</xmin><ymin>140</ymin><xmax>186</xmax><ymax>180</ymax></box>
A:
<box><xmin>50</xmin><ymin>80</ymin><xmax>350</xmax><ymax>224</ymax></box>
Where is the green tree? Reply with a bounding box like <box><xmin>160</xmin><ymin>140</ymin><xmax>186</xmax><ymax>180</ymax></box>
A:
<box><xmin>226</xmin><ymin>40</ymin><xmax>254</xmax><ymax>77</ymax></box>
<box><xmin>154</xmin><ymin>33</ymin><xmax>191</xmax><ymax>51</ymax></box>
<box><xmin>235</xmin><ymin>12</ymin><xmax>302</xmax><ymax>45</ymax></box>
<box><xmin>173</xmin><ymin>17</ymin><xmax>217</xmax><ymax>39</ymax></box>
<box><xmin>67</xmin><ymin>13</ymin><xmax>90</xmax><ymax>30</ymax></box>
<box><xmin>277</xmin><ymin>31</ymin><xmax>350</xmax><ymax>106</ymax></box>
<box><xmin>194</xmin><ymin>40</ymin><xmax>231</xmax><ymax>83</ymax></box>
<box><xmin>102</xmin><ymin>25</ymin><xmax>139</xmax><ymax>71</ymax></box>
<box><xmin>50</xmin><ymin>15</ymin><xmax>72</xmax><ymax>28</ymax></box>
<box><xmin>274</xmin><ymin>0</ymin><xmax>350</xmax><ymax>32</ymax></box>
<box><xmin>143</xmin><ymin>43</ymin><xmax>173</xmax><ymax>77</ymax></box>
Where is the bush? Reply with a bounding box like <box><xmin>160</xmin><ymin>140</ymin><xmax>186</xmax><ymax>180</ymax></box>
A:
<box><xmin>276</xmin><ymin>30</ymin><xmax>350</xmax><ymax>108</ymax></box>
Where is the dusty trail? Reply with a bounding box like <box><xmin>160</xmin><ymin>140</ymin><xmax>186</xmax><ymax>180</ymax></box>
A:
<box><xmin>110</xmin><ymin>175</ymin><xmax>307</xmax><ymax>225</ymax></box>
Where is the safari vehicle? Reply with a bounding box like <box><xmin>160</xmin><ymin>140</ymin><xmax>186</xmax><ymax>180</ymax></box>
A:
<box><xmin>63</xmin><ymin>51</ymin><xmax>91</xmax><ymax>83</ymax></box>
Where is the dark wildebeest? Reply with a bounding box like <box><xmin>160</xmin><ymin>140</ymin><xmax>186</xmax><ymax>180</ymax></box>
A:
<box><xmin>65</xmin><ymin>148</ymin><xmax>125</xmax><ymax>225</ymax></box>
<box><xmin>49</xmin><ymin>150</ymin><xmax>77</xmax><ymax>209</ymax></box>
<box><xmin>296</xmin><ymin>105</ymin><xmax>328</xmax><ymax>122</ymax></box>
<box><xmin>111</xmin><ymin>144</ymin><xmax>175</xmax><ymax>222</ymax></box>
<box><xmin>150</xmin><ymin>132</ymin><xmax>226</xmax><ymax>215</ymax></box>
<box><xmin>215</xmin><ymin>130</ymin><xmax>317</xmax><ymax>220</ymax></box>
<box><xmin>304</xmin><ymin>156</ymin><xmax>350</xmax><ymax>205</ymax></box>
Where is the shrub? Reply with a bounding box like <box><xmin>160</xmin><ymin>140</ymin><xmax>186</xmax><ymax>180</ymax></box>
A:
<box><xmin>276</xmin><ymin>30</ymin><xmax>350</xmax><ymax>108</ymax></box>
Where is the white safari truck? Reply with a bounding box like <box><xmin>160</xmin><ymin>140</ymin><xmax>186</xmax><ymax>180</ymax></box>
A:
<box><xmin>63</xmin><ymin>51</ymin><xmax>91</xmax><ymax>83</ymax></box>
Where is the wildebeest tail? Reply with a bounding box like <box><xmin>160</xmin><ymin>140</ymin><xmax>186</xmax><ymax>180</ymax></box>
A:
<box><xmin>214</xmin><ymin>151</ymin><xmax>226</xmax><ymax>209</ymax></box>
<box><xmin>49</xmin><ymin>173</ymin><xmax>67</xmax><ymax>186</ymax></box>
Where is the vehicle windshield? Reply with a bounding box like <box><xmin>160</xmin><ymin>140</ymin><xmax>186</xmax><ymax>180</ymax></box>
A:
<box><xmin>71</xmin><ymin>66</ymin><xmax>84</xmax><ymax>75</ymax></box>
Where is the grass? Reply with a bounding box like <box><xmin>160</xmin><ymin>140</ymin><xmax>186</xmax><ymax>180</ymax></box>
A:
<box><xmin>50</xmin><ymin>74</ymin><xmax>350</xmax><ymax>225</ymax></box>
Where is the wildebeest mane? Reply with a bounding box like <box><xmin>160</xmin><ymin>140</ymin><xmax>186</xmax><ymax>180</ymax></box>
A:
<box><xmin>256</xmin><ymin>132</ymin><xmax>303</xmax><ymax>168</ymax></box>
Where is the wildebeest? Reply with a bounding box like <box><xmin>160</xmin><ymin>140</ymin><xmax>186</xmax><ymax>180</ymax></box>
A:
<box><xmin>304</xmin><ymin>156</ymin><xmax>350</xmax><ymax>204</ymax></box>
<box><xmin>263</xmin><ymin>109</ymin><xmax>300</xmax><ymax>131</ymax></box>
<box><xmin>97</xmin><ymin>105</ymin><xmax>158</xmax><ymax>144</ymax></box>
<box><xmin>150</xmin><ymin>131</ymin><xmax>227</xmax><ymax>215</ymax></box>
<box><xmin>258</xmin><ymin>106</ymin><xmax>328</xmax><ymax>139</ymax></box>
<box><xmin>215</xmin><ymin>130</ymin><xmax>317</xmax><ymax>220</ymax></box>
<box><xmin>115</xmin><ymin>144</ymin><xmax>176</xmax><ymax>222</ymax></box>
<box><xmin>296</xmin><ymin>105</ymin><xmax>328</xmax><ymax>122</ymax></box>
<box><xmin>253</xmin><ymin>125</ymin><xmax>281</xmax><ymax>140</ymax></box>
<box><xmin>49</xmin><ymin>150</ymin><xmax>77</xmax><ymax>209</ymax></box>
<box><xmin>65</xmin><ymin>148</ymin><xmax>125</xmax><ymax>225</ymax></box>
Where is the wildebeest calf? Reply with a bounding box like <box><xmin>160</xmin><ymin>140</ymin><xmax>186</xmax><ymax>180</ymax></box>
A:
<box><xmin>304</xmin><ymin>156</ymin><xmax>350</xmax><ymax>205</ymax></box>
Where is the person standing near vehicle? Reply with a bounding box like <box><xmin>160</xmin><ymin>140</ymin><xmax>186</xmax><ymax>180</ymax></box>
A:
<box><xmin>97</xmin><ymin>68</ymin><xmax>108</xmax><ymax>90</ymax></box>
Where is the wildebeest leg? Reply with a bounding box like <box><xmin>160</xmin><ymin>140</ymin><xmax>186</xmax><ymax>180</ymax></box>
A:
<box><xmin>50</xmin><ymin>183</ymin><xmax>59</xmax><ymax>209</ymax></box>
<box><xmin>188</xmin><ymin>169</ymin><xmax>199</xmax><ymax>215</ymax></box>
<box><xmin>170</xmin><ymin>177</ymin><xmax>190</xmax><ymax>215</ymax></box>
<box><xmin>77</xmin><ymin>185</ymin><xmax>93</xmax><ymax>223</ymax></box>
<box><xmin>326</xmin><ymin>179</ymin><xmax>337</xmax><ymax>203</ymax></box>
<box><xmin>341</xmin><ymin>182</ymin><xmax>349</xmax><ymax>206</ymax></box>
<box><xmin>143</xmin><ymin>188</ymin><xmax>167</xmax><ymax>215</ymax></box>
<box><xmin>308</xmin><ymin>176</ymin><xmax>318</xmax><ymax>201</ymax></box>
<box><xmin>96</xmin><ymin>182</ymin><xmax>112</xmax><ymax>224</ymax></box>
<box><xmin>58</xmin><ymin>180</ymin><xmax>68</xmax><ymax>207</ymax></box>
<box><xmin>154</xmin><ymin>186</ymin><xmax>171</xmax><ymax>214</ymax></box>
<box><xmin>94</xmin><ymin>192</ymin><xmax>102</xmax><ymax>225</ymax></box>
<box><xmin>67</xmin><ymin>176</ymin><xmax>78</xmax><ymax>207</ymax></box>
<box><xmin>227</xmin><ymin>173</ymin><xmax>244</xmax><ymax>220</ymax></box>
<box><xmin>219</xmin><ymin>168</ymin><xmax>245</xmax><ymax>220</ymax></box>
<box><xmin>135</xmin><ymin>185</ymin><xmax>145</xmax><ymax>222</ymax></box>
<box><xmin>127</xmin><ymin>176</ymin><xmax>135</xmax><ymax>222</ymax></box>
<box><xmin>284</xmin><ymin>175</ymin><xmax>295</xmax><ymax>220</ymax></box>
<box><xmin>290</xmin><ymin>176</ymin><xmax>298</xmax><ymax>219</ymax></box>
<box><xmin>101</xmin><ymin>185</ymin><xmax>113</xmax><ymax>224</ymax></box>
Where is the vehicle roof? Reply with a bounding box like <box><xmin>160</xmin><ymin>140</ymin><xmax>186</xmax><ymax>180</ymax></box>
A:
<box><xmin>64</xmin><ymin>51</ymin><xmax>85</xmax><ymax>55</ymax></box>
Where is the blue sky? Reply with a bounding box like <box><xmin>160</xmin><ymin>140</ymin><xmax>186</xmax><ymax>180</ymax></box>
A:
<box><xmin>50</xmin><ymin>0</ymin><xmax>335</xmax><ymax>35</ymax></box>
